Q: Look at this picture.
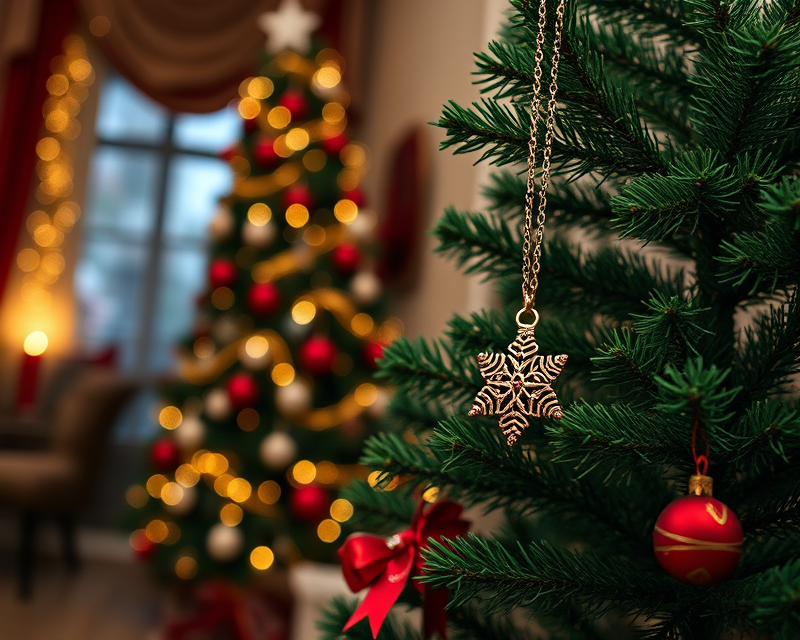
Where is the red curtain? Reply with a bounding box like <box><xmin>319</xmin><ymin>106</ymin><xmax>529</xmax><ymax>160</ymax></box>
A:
<box><xmin>0</xmin><ymin>0</ymin><xmax>78</xmax><ymax>302</ymax></box>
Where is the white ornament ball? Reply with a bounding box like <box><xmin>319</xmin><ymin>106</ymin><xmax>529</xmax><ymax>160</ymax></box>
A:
<box><xmin>348</xmin><ymin>208</ymin><xmax>377</xmax><ymax>242</ymax></box>
<box><xmin>206</xmin><ymin>523</ymin><xmax>244</xmax><ymax>562</ymax></box>
<box><xmin>351</xmin><ymin>271</ymin><xmax>382</xmax><ymax>305</ymax></box>
<box><xmin>165</xmin><ymin>485</ymin><xmax>197</xmax><ymax>516</ymax></box>
<box><xmin>174</xmin><ymin>414</ymin><xmax>206</xmax><ymax>449</ymax></box>
<box><xmin>366</xmin><ymin>388</ymin><xmax>392</xmax><ymax>419</ymax></box>
<box><xmin>260</xmin><ymin>431</ymin><xmax>299</xmax><ymax>470</ymax></box>
<box><xmin>242</xmin><ymin>221</ymin><xmax>277</xmax><ymax>248</ymax></box>
<box><xmin>205</xmin><ymin>388</ymin><xmax>232</xmax><ymax>421</ymax></box>
<box><xmin>208</xmin><ymin>204</ymin><xmax>234</xmax><ymax>240</ymax></box>
<box><xmin>239</xmin><ymin>340</ymin><xmax>272</xmax><ymax>370</ymax></box>
<box><xmin>275</xmin><ymin>380</ymin><xmax>312</xmax><ymax>414</ymax></box>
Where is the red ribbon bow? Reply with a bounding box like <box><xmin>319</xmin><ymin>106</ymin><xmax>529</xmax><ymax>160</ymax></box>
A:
<box><xmin>338</xmin><ymin>500</ymin><xmax>470</xmax><ymax>639</ymax></box>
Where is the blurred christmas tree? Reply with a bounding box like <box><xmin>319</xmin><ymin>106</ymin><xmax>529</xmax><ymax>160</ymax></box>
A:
<box><xmin>321</xmin><ymin>0</ymin><xmax>800</xmax><ymax>638</ymax></box>
<box><xmin>127</xmin><ymin>3</ymin><xmax>400</xmax><ymax>583</ymax></box>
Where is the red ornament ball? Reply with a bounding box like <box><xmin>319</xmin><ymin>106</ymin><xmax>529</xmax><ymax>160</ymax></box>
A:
<box><xmin>342</xmin><ymin>189</ymin><xmax>366</xmax><ymax>208</ymax></box>
<box><xmin>209</xmin><ymin>259</ymin><xmax>238</xmax><ymax>289</ymax></box>
<box><xmin>298</xmin><ymin>336</ymin><xmax>338</xmax><ymax>376</ymax></box>
<box><xmin>290</xmin><ymin>484</ymin><xmax>330</xmax><ymax>523</ymax></box>
<box><xmin>130</xmin><ymin>530</ymin><xmax>156</xmax><ymax>562</ymax></box>
<box><xmin>653</xmin><ymin>495</ymin><xmax>743</xmax><ymax>585</ymax></box>
<box><xmin>247</xmin><ymin>283</ymin><xmax>281</xmax><ymax>317</ymax></box>
<box><xmin>331</xmin><ymin>243</ymin><xmax>361</xmax><ymax>274</ymax></box>
<box><xmin>364</xmin><ymin>341</ymin><xmax>384</xmax><ymax>369</ymax></box>
<box><xmin>151</xmin><ymin>437</ymin><xmax>180</xmax><ymax>471</ymax></box>
<box><xmin>322</xmin><ymin>133</ymin><xmax>349</xmax><ymax>156</ymax></box>
<box><xmin>278</xmin><ymin>90</ymin><xmax>308</xmax><ymax>120</ymax></box>
<box><xmin>253</xmin><ymin>138</ymin><xmax>280</xmax><ymax>167</ymax></box>
<box><xmin>282</xmin><ymin>184</ymin><xmax>314</xmax><ymax>210</ymax></box>
<box><xmin>226</xmin><ymin>372</ymin><xmax>259</xmax><ymax>409</ymax></box>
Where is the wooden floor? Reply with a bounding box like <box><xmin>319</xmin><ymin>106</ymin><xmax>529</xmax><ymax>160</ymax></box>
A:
<box><xmin>0</xmin><ymin>552</ymin><xmax>165</xmax><ymax>640</ymax></box>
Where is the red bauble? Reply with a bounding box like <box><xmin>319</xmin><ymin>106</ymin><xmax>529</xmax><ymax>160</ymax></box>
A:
<box><xmin>298</xmin><ymin>336</ymin><xmax>338</xmax><ymax>376</ymax></box>
<box><xmin>253</xmin><ymin>138</ymin><xmax>280</xmax><ymax>167</ymax></box>
<box><xmin>226</xmin><ymin>372</ymin><xmax>259</xmax><ymax>409</ymax></box>
<box><xmin>278</xmin><ymin>90</ymin><xmax>308</xmax><ymax>120</ymax></box>
<box><xmin>247</xmin><ymin>283</ymin><xmax>281</xmax><ymax>317</ymax></box>
<box><xmin>322</xmin><ymin>133</ymin><xmax>349</xmax><ymax>156</ymax></box>
<box><xmin>364</xmin><ymin>341</ymin><xmax>384</xmax><ymax>369</ymax></box>
<box><xmin>151</xmin><ymin>437</ymin><xmax>180</xmax><ymax>471</ymax></box>
<box><xmin>131</xmin><ymin>530</ymin><xmax>156</xmax><ymax>561</ymax></box>
<box><xmin>290</xmin><ymin>484</ymin><xmax>330</xmax><ymax>523</ymax></box>
<box><xmin>342</xmin><ymin>189</ymin><xmax>366</xmax><ymax>208</ymax></box>
<box><xmin>209</xmin><ymin>259</ymin><xmax>238</xmax><ymax>289</ymax></box>
<box><xmin>653</xmin><ymin>495</ymin><xmax>743</xmax><ymax>585</ymax></box>
<box><xmin>282</xmin><ymin>184</ymin><xmax>314</xmax><ymax>210</ymax></box>
<box><xmin>331</xmin><ymin>243</ymin><xmax>361</xmax><ymax>274</ymax></box>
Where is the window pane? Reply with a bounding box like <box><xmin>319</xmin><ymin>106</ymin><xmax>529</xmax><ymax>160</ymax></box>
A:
<box><xmin>73</xmin><ymin>236</ymin><xmax>149</xmax><ymax>370</ymax></box>
<box><xmin>149</xmin><ymin>247</ymin><xmax>210</xmax><ymax>372</ymax></box>
<box><xmin>95</xmin><ymin>75</ymin><xmax>169</xmax><ymax>142</ymax></box>
<box><xmin>163</xmin><ymin>154</ymin><xmax>233</xmax><ymax>242</ymax></box>
<box><xmin>83</xmin><ymin>147</ymin><xmax>160</xmax><ymax>240</ymax></box>
<box><xmin>173</xmin><ymin>108</ymin><xmax>242</xmax><ymax>153</ymax></box>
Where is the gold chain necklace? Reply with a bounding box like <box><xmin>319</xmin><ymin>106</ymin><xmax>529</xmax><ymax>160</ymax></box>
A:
<box><xmin>469</xmin><ymin>0</ymin><xmax>569</xmax><ymax>446</ymax></box>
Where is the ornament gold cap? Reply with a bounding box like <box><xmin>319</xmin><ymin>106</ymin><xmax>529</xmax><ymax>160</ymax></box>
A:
<box><xmin>688</xmin><ymin>474</ymin><xmax>713</xmax><ymax>497</ymax></box>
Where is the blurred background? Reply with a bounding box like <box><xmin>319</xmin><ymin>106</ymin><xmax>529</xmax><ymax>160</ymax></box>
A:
<box><xmin>0</xmin><ymin>0</ymin><xmax>504</xmax><ymax>638</ymax></box>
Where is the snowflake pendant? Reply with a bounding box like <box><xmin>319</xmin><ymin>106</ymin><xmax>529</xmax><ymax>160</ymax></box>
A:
<box><xmin>469</xmin><ymin>317</ymin><xmax>567</xmax><ymax>446</ymax></box>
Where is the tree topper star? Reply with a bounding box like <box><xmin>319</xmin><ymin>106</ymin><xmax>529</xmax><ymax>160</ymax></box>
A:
<box><xmin>468</xmin><ymin>328</ymin><xmax>567</xmax><ymax>446</ymax></box>
<box><xmin>258</xmin><ymin>0</ymin><xmax>321</xmax><ymax>55</ymax></box>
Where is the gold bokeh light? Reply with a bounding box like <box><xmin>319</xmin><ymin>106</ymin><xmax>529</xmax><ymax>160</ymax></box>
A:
<box><xmin>292</xmin><ymin>460</ymin><xmax>316</xmax><ymax>484</ymax></box>
<box><xmin>250</xmin><ymin>546</ymin><xmax>275</xmax><ymax>570</ymax></box>
<box><xmin>291</xmin><ymin>300</ymin><xmax>316</xmax><ymax>324</ymax></box>
<box><xmin>159</xmin><ymin>406</ymin><xmax>183</xmax><ymax>430</ymax></box>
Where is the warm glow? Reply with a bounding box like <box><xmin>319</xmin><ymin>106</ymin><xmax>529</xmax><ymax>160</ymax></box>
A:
<box><xmin>285</xmin><ymin>128</ymin><xmax>310</xmax><ymax>151</ymax></box>
<box><xmin>271</xmin><ymin>363</ymin><xmax>295</xmax><ymax>386</ymax></box>
<box><xmin>245</xmin><ymin>336</ymin><xmax>269</xmax><ymax>358</ymax></box>
<box><xmin>126</xmin><ymin>485</ymin><xmax>148</xmax><ymax>508</ymax></box>
<box><xmin>89</xmin><ymin>15</ymin><xmax>111</xmax><ymax>37</ymax></box>
<box><xmin>175</xmin><ymin>464</ymin><xmax>200</xmax><ymax>488</ymax></box>
<box><xmin>315</xmin><ymin>461</ymin><xmax>338</xmax><ymax>484</ymax></box>
<box><xmin>164</xmin><ymin>523</ymin><xmax>181</xmax><ymax>545</ymax></box>
<box><xmin>333</xmin><ymin>199</ymin><xmax>358</xmax><ymax>224</ymax></box>
<box><xmin>330</xmin><ymin>499</ymin><xmax>354</xmax><ymax>522</ymax></box>
<box><xmin>248</xmin><ymin>203</ymin><xmax>272</xmax><ymax>226</ymax></box>
<box><xmin>161</xmin><ymin>482</ymin><xmax>184</xmax><ymax>506</ymax></box>
<box><xmin>211</xmin><ymin>287</ymin><xmax>235</xmax><ymax>310</ymax></box>
<box><xmin>351</xmin><ymin>313</ymin><xmax>374</xmax><ymax>337</ymax></box>
<box><xmin>220</xmin><ymin>503</ymin><xmax>244</xmax><ymax>526</ymax></box>
<box><xmin>129</xmin><ymin>529</ymin><xmax>149</xmax><ymax>551</ymax></box>
<box><xmin>285</xmin><ymin>203</ymin><xmax>309</xmax><ymax>228</ymax></box>
<box><xmin>247</xmin><ymin>76</ymin><xmax>273</xmax><ymax>99</ymax></box>
<box><xmin>258</xmin><ymin>480</ymin><xmax>281</xmax><ymax>504</ymax></box>
<box><xmin>146</xmin><ymin>474</ymin><xmax>169</xmax><ymax>498</ymax></box>
<box><xmin>46</xmin><ymin>74</ymin><xmax>69</xmax><ymax>96</ymax></box>
<box><xmin>175</xmin><ymin>556</ymin><xmax>198</xmax><ymax>580</ymax></box>
<box><xmin>54</xmin><ymin>202</ymin><xmax>80</xmax><ymax>228</ymax></box>
<box><xmin>250</xmin><ymin>546</ymin><xmax>275</xmax><ymax>570</ymax></box>
<box><xmin>145</xmin><ymin>519</ymin><xmax>169</xmax><ymax>543</ymax></box>
<box><xmin>45</xmin><ymin>110</ymin><xmax>69</xmax><ymax>133</ymax></box>
<box><xmin>33</xmin><ymin>224</ymin><xmax>59</xmax><ymax>247</ymax></box>
<box><xmin>303</xmin><ymin>225</ymin><xmax>326</xmax><ymax>246</ymax></box>
<box><xmin>40</xmin><ymin>253</ymin><xmax>65</xmax><ymax>276</ymax></box>
<box><xmin>194</xmin><ymin>337</ymin><xmax>215</xmax><ymax>358</ymax></box>
<box><xmin>24</xmin><ymin>331</ymin><xmax>48</xmax><ymax>356</ymax></box>
<box><xmin>317</xmin><ymin>519</ymin><xmax>341</xmax><ymax>543</ymax></box>
<box><xmin>227</xmin><ymin>478</ymin><xmax>253</xmax><ymax>503</ymax></box>
<box><xmin>314</xmin><ymin>67</ymin><xmax>341</xmax><ymax>89</ymax></box>
<box><xmin>322</xmin><ymin>102</ymin><xmax>345</xmax><ymax>124</ymax></box>
<box><xmin>380</xmin><ymin>318</ymin><xmax>404</xmax><ymax>343</ymax></box>
<box><xmin>214</xmin><ymin>473</ymin><xmax>235</xmax><ymax>496</ymax></box>
<box><xmin>303</xmin><ymin>149</ymin><xmax>326</xmax><ymax>172</ymax></box>
<box><xmin>17</xmin><ymin>249</ymin><xmax>40</xmax><ymax>273</ymax></box>
<box><xmin>291</xmin><ymin>300</ymin><xmax>316</xmax><ymax>324</ymax></box>
<box><xmin>68</xmin><ymin>59</ymin><xmax>93</xmax><ymax>82</ymax></box>
<box><xmin>354</xmin><ymin>383</ymin><xmax>378</xmax><ymax>407</ymax></box>
<box><xmin>341</xmin><ymin>144</ymin><xmax>366</xmax><ymax>167</ymax></box>
<box><xmin>159</xmin><ymin>406</ymin><xmax>183</xmax><ymax>430</ymax></box>
<box><xmin>36</xmin><ymin>137</ymin><xmax>61</xmax><ymax>161</ymax></box>
<box><xmin>237</xmin><ymin>408</ymin><xmax>260</xmax><ymax>432</ymax></box>
<box><xmin>423</xmin><ymin>486</ymin><xmax>440</xmax><ymax>503</ymax></box>
<box><xmin>368</xmin><ymin>471</ymin><xmax>400</xmax><ymax>492</ymax></box>
<box><xmin>238</xmin><ymin>97</ymin><xmax>261</xmax><ymax>120</ymax></box>
<box><xmin>292</xmin><ymin>460</ymin><xmax>316</xmax><ymax>484</ymax></box>
<box><xmin>267</xmin><ymin>106</ymin><xmax>291</xmax><ymax>129</ymax></box>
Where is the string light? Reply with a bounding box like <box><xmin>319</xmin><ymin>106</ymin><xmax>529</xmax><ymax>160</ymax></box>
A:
<box><xmin>316</xmin><ymin>461</ymin><xmax>339</xmax><ymax>484</ymax></box>
<box><xmin>322</xmin><ymin>103</ymin><xmax>345</xmax><ymax>124</ymax></box>
<box><xmin>291</xmin><ymin>300</ymin><xmax>316</xmax><ymax>324</ymax></box>
<box><xmin>258</xmin><ymin>481</ymin><xmax>281</xmax><ymax>504</ymax></box>
<box><xmin>285</xmin><ymin>203</ymin><xmax>309</xmax><ymax>228</ymax></box>
<box><xmin>214</xmin><ymin>473</ymin><xmax>235</xmax><ymax>496</ymax></box>
<box><xmin>423</xmin><ymin>487</ymin><xmax>440</xmax><ymax>503</ymax></box>
<box><xmin>159</xmin><ymin>406</ymin><xmax>183</xmax><ymax>430</ymax></box>
<box><xmin>292</xmin><ymin>460</ymin><xmax>316</xmax><ymax>484</ymax></box>
<box><xmin>333</xmin><ymin>199</ymin><xmax>358</xmax><ymax>224</ymax></box>
<box><xmin>351</xmin><ymin>313</ymin><xmax>374</xmax><ymax>336</ymax></box>
<box><xmin>160</xmin><ymin>482</ymin><xmax>184</xmax><ymax>506</ymax></box>
<box><xmin>145</xmin><ymin>520</ymin><xmax>169</xmax><ymax>543</ymax></box>
<box><xmin>268</xmin><ymin>106</ymin><xmax>291</xmax><ymax>129</ymax></box>
<box><xmin>271</xmin><ymin>362</ymin><xmax>295</xmax><ymax>386</ymax></box>
<box><xmin>125</xmin><ymin>485</ymin><xmax>148</xmax><ymax>508</ymax></box>
<box><xmin>330</xmin><ymin>499</ymin><xmax>354</xmax><ymax>522</ymax></box>
<box><xmin>250</xmin><ymin>546</ymin><xmax>275</xmax><ymax>570</ymax></box>
<box><xmin>247</xmin><ymin>203</ymin><xmax>272</xmax><ymax>225</ymax></box>
<box><xmin>317</xmin><ymin>519</ymin><xmax>341</xmax><ymax>543</ymax></box>
<box><xmin>303</xmin><ymin>149</ymin><xmax>326</xmax><ymax>171</ymax></box>
<box><xmin>175</xmin><ymin>464</ymin><xmax>200</xmax><ymax>487</ymax></box>
<box><xmin>175</xmin><ymin>556</ymin><xmax>198</xmax><ymax>580</ymax></box>
<box><xmin>146</xmin><ymin>474</ymin><xmax>169</xmax><ymax>498</ymax></box>
<box><xmin>227</xmin><ymin>478</ymin><xmax>253</xmax><ymax>503</ymax></box>
<box><xmin>220</xmin><ymin>503</ymin><xmax>244</xmax><ymax>526</ymax></box>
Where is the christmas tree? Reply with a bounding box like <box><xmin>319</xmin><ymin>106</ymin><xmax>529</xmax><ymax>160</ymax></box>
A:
<box><xmin>322</xmin><ymin>0</ymin><xmax>800</xmax><ymax>638</ymax></box>
<box><xmin>127</xmin><ymin>9</ymin><xmax>400</xmax><ymax>583</ymax></box>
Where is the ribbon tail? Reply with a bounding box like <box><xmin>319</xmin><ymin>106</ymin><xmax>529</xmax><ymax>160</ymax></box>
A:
<box><xmin>423</xmin><ymin>585</ymin><xmax>450</xmax><ymax>640</ymax></box>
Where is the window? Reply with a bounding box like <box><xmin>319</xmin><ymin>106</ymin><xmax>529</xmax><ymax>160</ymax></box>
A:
<box><xmin>74</xmin><ymin>74</ymin><xmax>241</xmax><ymax>440</ymax></box>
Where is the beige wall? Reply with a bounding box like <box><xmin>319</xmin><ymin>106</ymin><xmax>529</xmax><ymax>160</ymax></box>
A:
<box><xmin>361</xmin><ymin>0</ymin><xmax>491</xmax><ymax>339</ymax></box>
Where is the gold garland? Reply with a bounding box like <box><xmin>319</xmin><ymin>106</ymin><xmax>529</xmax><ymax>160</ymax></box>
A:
<box><xmin>294</xmin><ymin>288</ymin><xmax>381</xmax><ymax>342</ymax></box>
<box><xmin>252</xmin><ymin>225</ymin><xmax>344</xmax><ymax>283</ymax></box>
<box><xmin>233</xmin><ymin>161</ymin><xmax>301</xmax><ymax>199</ymax></box>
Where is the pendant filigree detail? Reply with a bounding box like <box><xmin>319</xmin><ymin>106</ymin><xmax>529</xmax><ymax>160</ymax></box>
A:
<box><xmin>468</xmin><ymin>326</ymin><xmax>567</xmax><ymax>446</ymax></box>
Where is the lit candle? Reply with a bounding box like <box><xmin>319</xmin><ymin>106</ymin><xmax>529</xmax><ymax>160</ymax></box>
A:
<box><xmin>17</xmin><ymin>331</ymin><xmax>48</xmax><ymax>411</ymax></box>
